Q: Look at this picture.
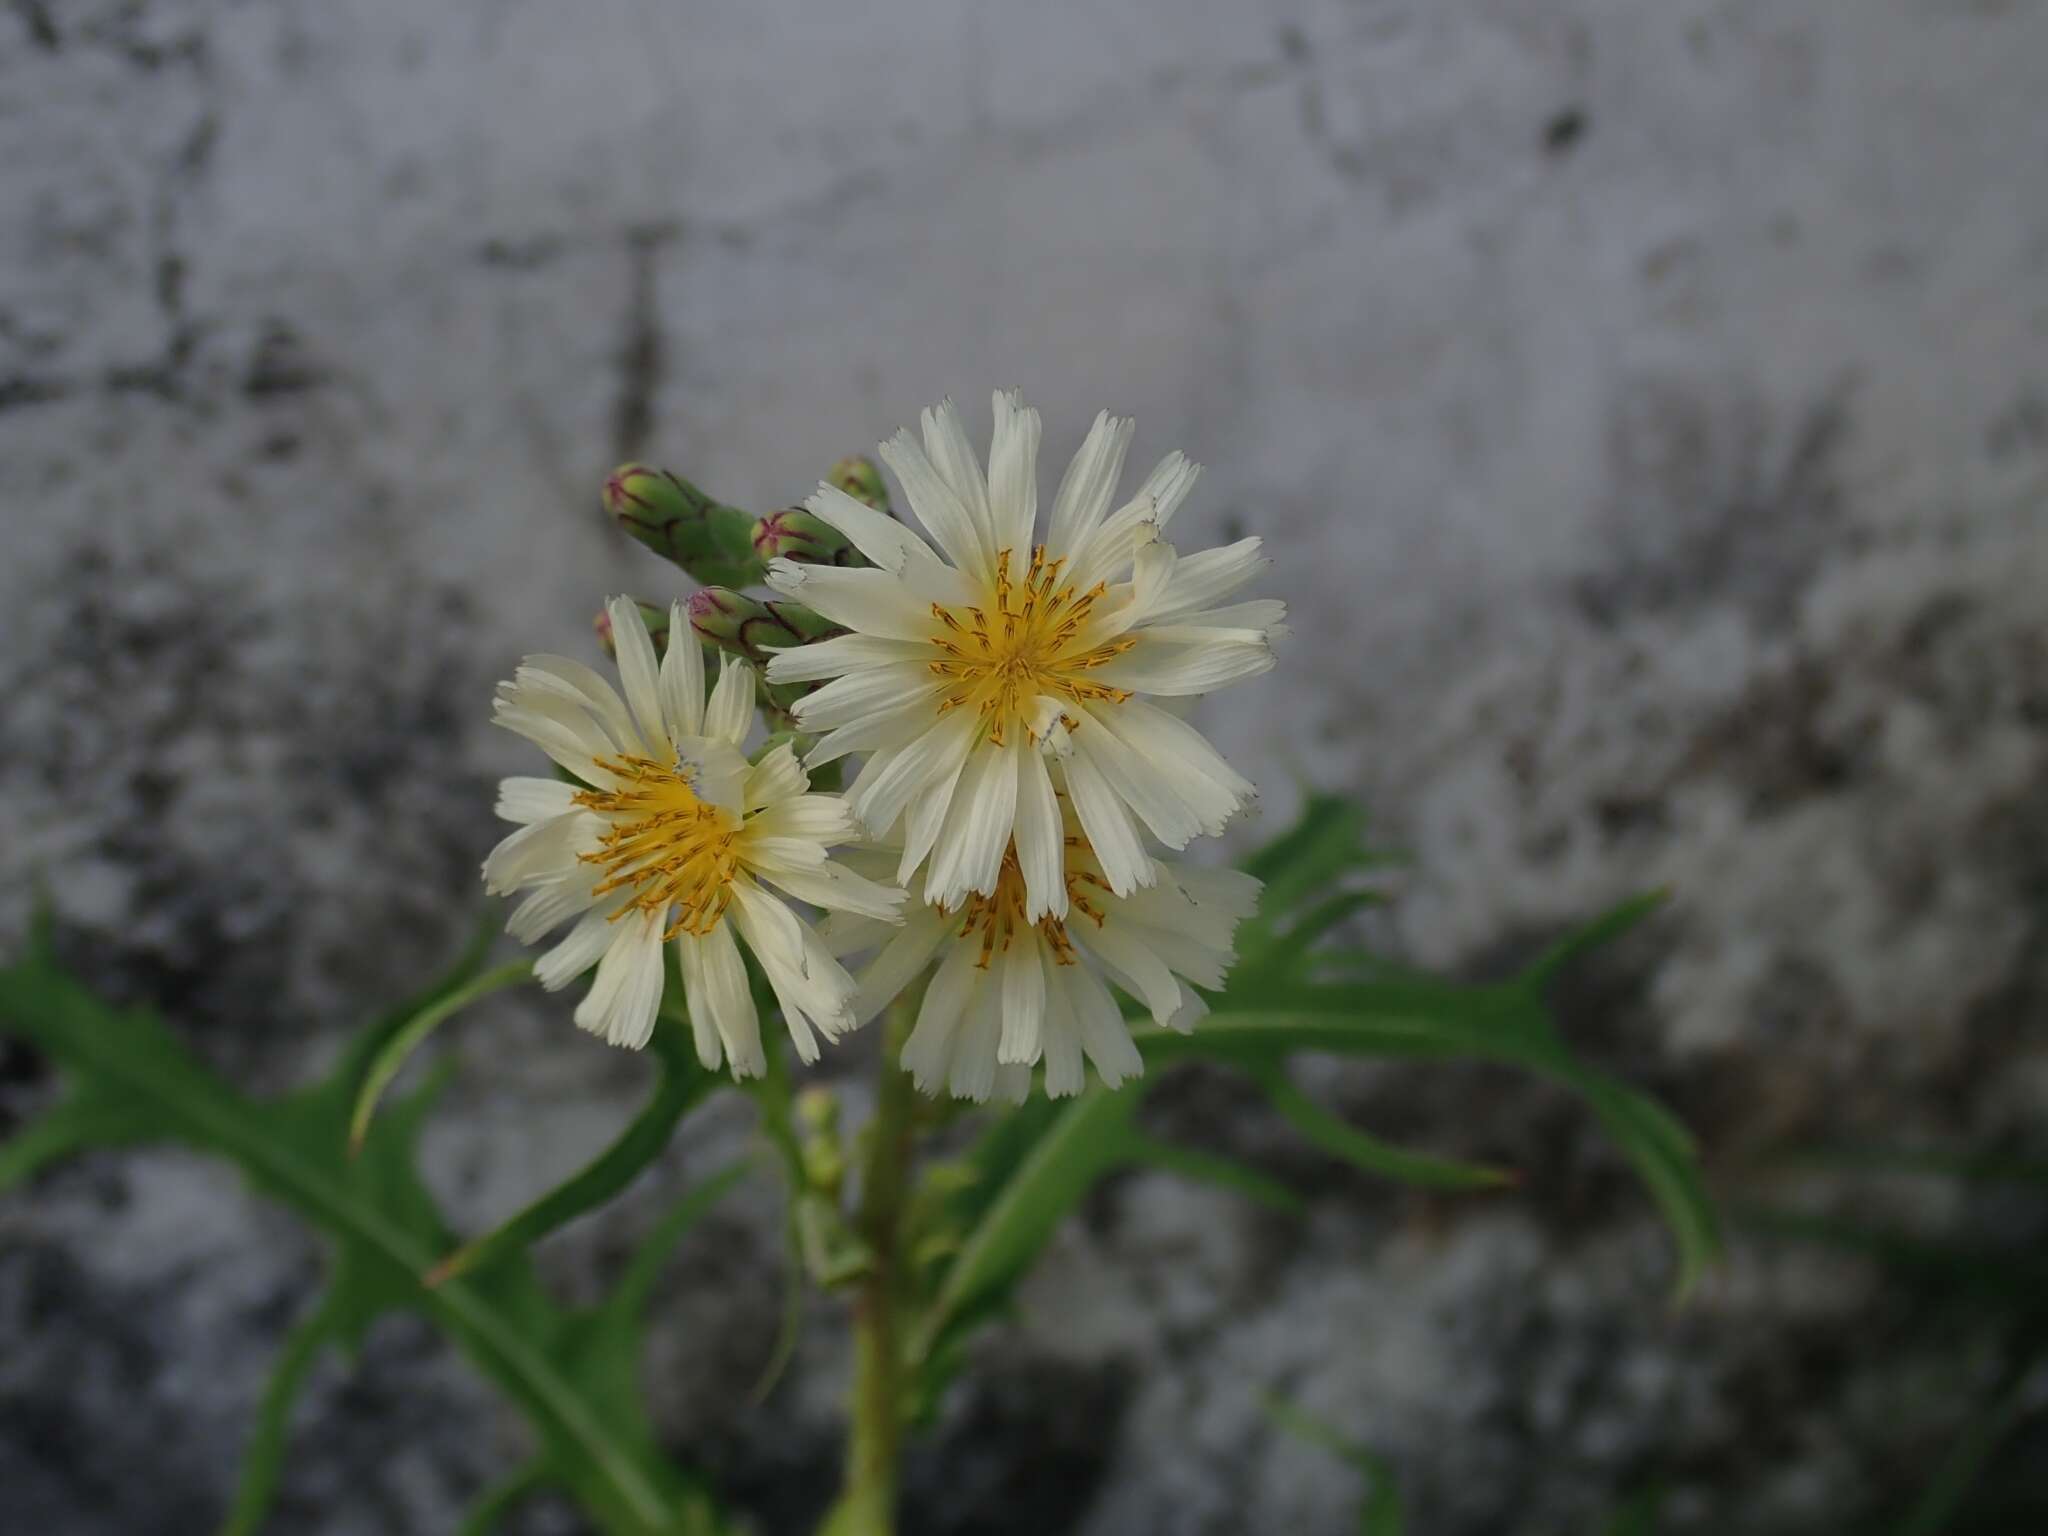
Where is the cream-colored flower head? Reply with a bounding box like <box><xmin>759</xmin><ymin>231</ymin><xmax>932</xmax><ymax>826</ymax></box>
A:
<box><xmin>829</xmin><ymin>807</ymin><xmax>1262</xmax><ymax>1102</ymax></box>
<box><xmin>765</xmin><ymin>391</ymin><xmax>1283</xmax><ymax>922</ymax></box>
<box><xmin>484</xmin><ymin>596</ymin><xmax>903</xmax><ymax>1076</ymax></box>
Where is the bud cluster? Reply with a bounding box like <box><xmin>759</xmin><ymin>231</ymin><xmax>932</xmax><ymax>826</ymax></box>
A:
<box><xmin>604</xmin><ymin>464</ymin><xmax>764</xmax><ymax>589</ymax></box>
<box><xmin>599</xmin><ymin>454</ymin><xmax>892</xmax><ymax>733</ymax></box>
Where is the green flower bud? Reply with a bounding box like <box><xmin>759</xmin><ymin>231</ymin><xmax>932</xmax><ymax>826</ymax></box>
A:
<box><xmin>603</xmin><ymin>463</ymin><xmax>765</xmax><ymax>588</ymax></box>
<box><xmin>796</xmin><ymin>1084</ymin><xmax>840</xmax><ymax>1135</ymax></box>
<box><xmin>827</xmin><ymin>454</ymin><xmax>888</xmax><ymax>512</ymax></box>
<box><xmin>686</xmin><ymin>587</ymin><xmax>842</xmax><ymax>668</ymax></box>
<box><xmin>796</xmin><ymin>1086</ymin><xmax>845</xmax><ymax>1196</ymax></box>
<box><xmin>751</xmin><ymin>506</ymin><xmax>867</xmax><ymax>569</ymax></box>
<box><xmin>797</xmin><ymin>1193</ymin><xmax>872</xmax><ymax>1287</ymax></box>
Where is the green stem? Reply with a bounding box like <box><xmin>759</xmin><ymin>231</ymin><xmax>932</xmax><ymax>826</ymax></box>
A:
<box><xmin>820</xmin><ymin>1000</ymin><xmax>920</xmax><ymax>1536</ymax></box>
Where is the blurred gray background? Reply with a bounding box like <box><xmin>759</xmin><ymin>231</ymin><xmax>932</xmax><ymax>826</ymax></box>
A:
<box><xmin>3</xmin><ymin>1</ymin><xmax>2046</xmax><ymax>1532</ymax></box>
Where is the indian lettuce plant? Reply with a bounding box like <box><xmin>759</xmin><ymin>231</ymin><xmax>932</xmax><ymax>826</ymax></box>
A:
<box><xmin>0</xmin><ymin>392</ymin><xmax>1717</xmax><ymax>1534</ymax></box>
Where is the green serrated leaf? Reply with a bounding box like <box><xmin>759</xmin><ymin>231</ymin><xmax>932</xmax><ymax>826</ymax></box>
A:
<box><xmin>0</xmin><ymin>1096</ymin><xmax>151</xmax><ymax>1189</ymax></box>
<box><xmin>1243</xmin><ymin>890</ymin><xmax>1386</xmax><ymax>982</ymax></box>
<box><xmin>332</xmin><ymin>911</ymin><xmax>502</xmax><ymax>1087</ymax></box>
<box><xmin>1247</xmin><ymin>1064</ymin><xmax>1516</xmax><ymax>1191</ymax></box>
<box><xmin>218</xmin><ymin>1295</ymin><xmax>344</xmax><ymax>1536</ymax></box>
<box><xmin>430</xmin><ymin>1043</ymin><xmax>713</xmax><ymax>1286</ymax></box>
<box><xmin>607</xmin><ymin>1162</ymin><xmax>752</xmax><ymax>1325</ymax></box>
<box><xmin>912</xmin><ymin>1089</ymin><xmax>1144</xmax><ymax>1366</ymax></box>
<box><xmin>1522</xmin><ymin>890</ymin><xmax>1669</xmax><ymax>992</ymax></box>
<box><xmin>1140</xmin><ymin>992</ymin><xmax>1718</xmax><ymax>1301</ymax></box>
<box><xmin>1126</xmin><ymin>1136</ymin><xmax>1306</xmax><ymax>1213</ymax></box>
<box><xmin>1241</xmin><ymin>794</ymin><xmax>1373</xmax><ymax>887</ymax></box>
<box><xmin>349</xmin><ymin>960</ymin><xmax>533</xmax><ymax>1154</ymax></box>
<box><xmin>908</xmin><ymin>800</ymin><xmax>1720</xmax><ymax>1393</ymax></box>
<box><xmin>0</xmin><ymin>950</ymin><xmax>728</xmax><ymax>1536</ymax></box>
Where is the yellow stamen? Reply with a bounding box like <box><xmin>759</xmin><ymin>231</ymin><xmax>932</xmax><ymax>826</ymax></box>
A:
<box><xmin>953</xmin><ymin>841</ymin><xmax>1107</xmax><ymax>968</ymax></box>
<box><xmin>572</xmin><ymin>754</ymin><xmax>741</xmax><ymax>939</ymax></box>
<box><xmin>928</xmin><ymin>544</ymin><xmax>1137</xmax><ymax>740</ymax></box>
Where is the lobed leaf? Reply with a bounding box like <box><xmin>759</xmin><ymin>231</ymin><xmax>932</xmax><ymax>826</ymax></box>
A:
<box><xmin>910</xmin><ymin>802</ymin><xmax>1721</xmax><ymax>1401</ymax></box>
<box><xmin>218</xmin><ymin>1296</ymin><xmax>344</xmax><ymax>1536</ymax></box>
<box><xmin>0</xmin><ymin>945</ymin><xmax>733</xmax><ymax>1536</ymax></box>
<box><xmin>348</xmin><ymin>959</ymin><xmax>534</xmax><ymax>1153</ymax></box>
<box><xmin>1246</xmin><ymin>1063</ymin><xmax>1516</xmax><ymax>1191</ymax></box>
<box><xmin>430</xmin><ymin>1025</ymin><xmax>715</xmax><ymax>1286</ymax></box>
<box><xmin>914</xmin><ymin>1089</ymin><xmax>1144</xmax><ymax>1366</ymax></box>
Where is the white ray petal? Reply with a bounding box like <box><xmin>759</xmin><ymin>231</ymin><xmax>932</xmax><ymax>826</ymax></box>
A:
<box><xmin>803</xmin><ymin>481</ymin><xmax>938</xmax><ymax>572</ymax></box>
<box><xmin>698</xmin><ymin>920</ymin><xmax>765</xmax><ymax>1080</ymax></box>
<box><xmin>986</xmin><ymin>389</ymin><xmax>1041</xmax><ymax>569</ymax></box>
<box><xmin>996</xmin><ymin>939</ymin><xmax>1045</xmax><ymax>1065</ymax></box>
<box><xmin>573</xmin><ymin>911</ymin><xmax>664</xmax><ymax>1049</ymax></box>
<box><xmin>850</xmin><ymin>711</ymin><xmax>977</xmax><ymax>840</ymax></box>
<box><xmin>673</xmin><ymin>930</ymin><xmax>725</xmax><ymax>1070</ymax></box>
<box><xmin>607</xmin><ymin>596</ymin><xmax>668</xmax><ymax>754</ymax></box>
<box><xmin>761</xmin><ymin>861</ymin><xmax>907</xmax><ymax>924</ymax></box>
<box><xmin>921</xmin><ymin>397</ymin><xmax>996</xmax><ymax>563</ymax></box>
<box><xmin>801</xmin><ymin>691</ymin><xmax>939</xmax><ymax>769</ymax></box>
<box><xmin>742</xmin><ymin>741</ymin><xmax>809</xmax><ymax>812</ymax></box>
<box><xmin>1058</xmin><ymin>749</ymin><xmax>1152</xmax><ymax>898</ymax></box>
<box><xmin>534</xmin><ymin>907</ymin><xmax>618</xmax><ymax>992</ymax></box>
<box><xmin>1011</xmin><ymin>738</ymin><xmax>1065</xmax><ymax>921</ymax></box>
<box><xmin>1039</xmin><ymin>957</ymin><xmax>1088</xmax><ymax>1098</ymax></box>
<box><xmin>1091</xmin><ymin>631</ymin><xmax>1275</xmax><ymax>696</ymax></box>
<box><xmin>658</xmin><ymin>601</ymin><xmax>706</xmax><ymax>736</ymax></box>
<box><xmin>879</xmin><ymin>427</ymin><xmax>990</xmax><ymax>578</ymax></box>
<box><xmin>703</xmin><ymin>656</ymin><xmax>755</xmax><ymax>744</ymax></box>
<box><xmin>515</xmin><ymin>654</ymin><xmax>642</xmax><ymax>757</ymax></box>
<box><xmin>852</xmin><ymin>908</ymin><xmax>950</xmax><ymax>1024</ymax></box>
<box><xmin>924</xmin><ymin>741</ymin><xmax>1018</xmax><ymax>910</ymax></box>
<box><xmin>902</xmin><ymin>939</ymin><xmax>978</xmax><ymax>1095</ymax></box>
<box><xmin>765</xmin><ymin>634</ymin><xmax>933</xmax><ymax>685</ymax></box>
<box><xmin>795</xmin><ymin>665</ymin><xmax>943</xmax><ymax>733</ymax></box>
<box><xmin>1070</xmin><ymin>964</ymin><xmax>1144</xmax><ymax>1089</ymax></box>
<box><xmin>495</xmin><ymin>776</ymin><xmax>579</xmax><ymax>825</ymax></box>
<box><xmin>766</xmin><ymin>561</ymin><xmax>941</xmax><ymax>640</ymax></box>
<box><xmin>1047</xmin><ymin>410</ymin><xmax>1134</xmax><ymax>561</ymax></box>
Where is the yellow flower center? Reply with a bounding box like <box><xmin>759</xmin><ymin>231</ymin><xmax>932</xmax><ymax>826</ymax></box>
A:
<box><xmin>955</xmin><ymin>837</ymin><xmax>1110</xmax><ymax>968</ymax></box>
<box><xmin>573</xmin><ymin>754</ymin><xmax>741</xmax><ymax>938</ymax></box>
<box><xmin>928</xmin><ymin>546</ymin><xmax>1138</xmax><ymax>744</ymax></box>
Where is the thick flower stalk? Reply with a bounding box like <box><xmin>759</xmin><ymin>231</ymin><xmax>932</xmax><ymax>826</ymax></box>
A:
<box><xmin>483</xmin><ymin>596</ymin><xmax>902</xmax><ymax>1073</ymax></box>
<box><xmin>764</xmin><ymin>392</ymin><xmax>1284</xmax><ymax>921</ymax></box>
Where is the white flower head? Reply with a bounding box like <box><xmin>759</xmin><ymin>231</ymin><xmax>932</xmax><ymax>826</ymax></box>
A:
<box><xmin>831</xmin><ymin>809</ymin><xmax>1263</xmax><ymax>1103</ymax></box>
<box><xmin>765</xmin><ymin>391</ymin><xmax>1283</xmax><ymax>923</ymax></box>
<box><xmin>484</xmin><ymin>596</ymin><xmax>904</xmax><ymax>1076</ymax></box>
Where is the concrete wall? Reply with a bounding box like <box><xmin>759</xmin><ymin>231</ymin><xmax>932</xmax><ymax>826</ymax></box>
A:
<box><xmin>3</xmin><ymin>2</ymin><xmax>2045</xmax><ymax>1531</ymax></box>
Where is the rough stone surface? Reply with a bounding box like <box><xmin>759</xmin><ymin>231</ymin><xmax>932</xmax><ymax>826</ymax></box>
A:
<box><xmin>3</xmin><ymin>2</ymin><xmax>2046</xmax><ymax>1533</ymax></box>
